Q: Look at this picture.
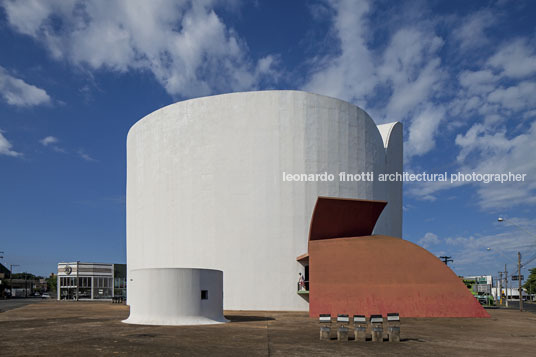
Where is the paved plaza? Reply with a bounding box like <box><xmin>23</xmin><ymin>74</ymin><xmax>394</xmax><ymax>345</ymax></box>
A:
<box><xmin>1</xmin><ymin>301</ymin><xmax>536</xmax><ymax>356</ymax></box>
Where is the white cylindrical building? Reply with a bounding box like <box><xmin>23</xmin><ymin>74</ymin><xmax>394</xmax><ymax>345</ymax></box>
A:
<box><xmin>124</xmin><ymin>268</ymin><xmax>227</xmax><ymax>325</ymax></box>
<box><xmin>127</xmin><ymin>90</ymin><xmax>402</xmax><ymax>311</ymax></box>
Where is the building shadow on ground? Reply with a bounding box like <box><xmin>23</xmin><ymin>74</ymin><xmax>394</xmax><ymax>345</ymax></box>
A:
<box><xmin>224</xmin><ymin>315</ymin><xmax>275</xmax><ymax>322</ymax></box>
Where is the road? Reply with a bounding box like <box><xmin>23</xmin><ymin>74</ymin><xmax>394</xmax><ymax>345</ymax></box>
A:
<box><xmin>506</xmin><ymin>301</ymin><xmax>536</xmax><ymax>313</ymax></box>
<box><xmin>0</xmin><ymin>298</ymin><xmax>44</xmax><ymax>313</ymax></box>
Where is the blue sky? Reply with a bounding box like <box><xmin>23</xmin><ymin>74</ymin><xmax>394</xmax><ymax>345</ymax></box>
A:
<box><xmin>1</xmin><ymin>0</ymin><xmax>535</xmax><ymax>280</ymax></box>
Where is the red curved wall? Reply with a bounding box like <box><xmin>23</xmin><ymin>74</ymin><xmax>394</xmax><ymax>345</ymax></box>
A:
<box><xmin>308</xmin><ymin>235</ymin><xmax>489</xmax><ymax>318</ymax></box>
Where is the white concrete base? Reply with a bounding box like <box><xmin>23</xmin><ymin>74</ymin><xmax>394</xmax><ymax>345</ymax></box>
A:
<box><xmin>123</xmin><ymin>268</ymin><xmax>228</xmax><ymax>326</ymax></box>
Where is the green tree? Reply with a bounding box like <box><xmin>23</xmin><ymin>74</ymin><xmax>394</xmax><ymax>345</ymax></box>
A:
<box><xmin>46</xmin><ymin>274</ymin><xmax>57</xmax><ymax>292</ymax></box>
<box><xmin>12</xmin><ymin>272</ymin><xmax>40</xmax><ymax>279</ymax></box>
<box><xmin>523</xmin><ymin>267</ymin><xmax>536</xmax><ymax>296</ymax></box>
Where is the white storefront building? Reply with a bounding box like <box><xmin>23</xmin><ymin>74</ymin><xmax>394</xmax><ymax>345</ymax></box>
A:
<box><xmin>57</xmin><ymin>262</ymin><xmax>126</xmax><ymax>300</ymax></box>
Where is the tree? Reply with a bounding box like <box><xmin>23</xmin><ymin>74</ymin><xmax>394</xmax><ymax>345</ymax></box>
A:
<box><xmin>46</xmin><ymin>274</ymin><xmax>57</xmax><ymax>292</ymax></box>
<box><xmin>523</xmin><ymin>267</ymin><xmax>536</xmax><ymax>296</ymax></box>
<box><xmin>11</xmin><ymin>272</ymin><xmax>43</xmax><ymax>280</ymax></box>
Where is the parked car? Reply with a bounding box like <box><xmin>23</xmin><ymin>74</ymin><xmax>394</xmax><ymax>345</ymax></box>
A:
<box><xmin>41</xmin><ymin>293</ymin><xmax>51</xmax><ymax>299</ymax></box>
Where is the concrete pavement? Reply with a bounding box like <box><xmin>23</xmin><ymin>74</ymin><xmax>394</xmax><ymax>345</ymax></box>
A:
<box><xmin>1</xmin><ymin>301</ymin><xmax>536</xmax><ymax>356</ymax></box>
<box><xmin>0</xmin><ymin>298</ymin><xmax>44</xmax><ymax>313</ymax></box>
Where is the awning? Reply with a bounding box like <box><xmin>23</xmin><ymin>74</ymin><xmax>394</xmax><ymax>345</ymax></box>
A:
<box><xmin>308</xmin><ymin>196</ymin><xmax>387</xmax><ymax>241</ymax></box>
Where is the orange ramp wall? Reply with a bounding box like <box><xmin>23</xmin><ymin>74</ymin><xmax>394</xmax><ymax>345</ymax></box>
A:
<box><xmin>308</xmin><ymin>235</ymin><xmax>489</xmax><ymax>318</ymax></box>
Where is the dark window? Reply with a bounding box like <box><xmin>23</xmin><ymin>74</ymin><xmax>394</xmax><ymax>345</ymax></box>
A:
<box><xmin>201</xmin><ymin>290</ymin><xmax>208</xmax><ymax>300</ymax></box>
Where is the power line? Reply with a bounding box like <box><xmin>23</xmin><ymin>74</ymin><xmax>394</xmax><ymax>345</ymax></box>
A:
<box><xmin>522</xmin><ymin>252</ymin><xmax>536</xmax><ymax>267</ymax></box>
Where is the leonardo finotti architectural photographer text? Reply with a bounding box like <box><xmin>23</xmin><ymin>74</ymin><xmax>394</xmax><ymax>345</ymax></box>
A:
<box><xmin>282</xmin><ymin>171</ymin><xmax>527</xmax><ymax>184</ymax></box>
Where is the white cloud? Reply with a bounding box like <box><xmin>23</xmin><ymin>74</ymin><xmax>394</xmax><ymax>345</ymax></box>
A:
<box><xmin>454</xmin><ymin>41</ymin><xmax>536</xmax><ymax>121</ymax></box>
<box><xmin>0</xmin><ymin>66</ymin><xmax>51</xmax><ymax>106</ymax></box>
<box><xmin>1</xmin><ymin>0</ymin><xmax>55</xmax><ymax>37</ymax></box>
<box><xmin>465</xmin><ymin>123</ymin><xmax>536</xmax><ymax>210</ymax></box>
<box><xmin>403</xmin><ymin>10</ymin><xmax>536</xmax><ymax>209</ymax></box>
<box><xmin>379</xmin><ymin>30</ymin><xmax>444</xmax><ymax>122</ymax></box>
<box><xmin>452</xmin><ymin>10</ymin><xmax>496</xmax><ymax>51</ymax></box>
<box><xmin>302</xmin><ymin>0</ymin><xmax>376</xmax><ymax>105</ymax></box>
<box><xmin>407</xmin><ymin>116</ymin><xmax>536</xmax><ymax>209</ymax></box>
<box><xmin>454</xmin><ymin>124</ymin><xmax>512</xmax><ymax>163</ymax></box>
<box><xmin>302</xmin><ymin>1</ymin><xmax>446</xmax><ymax>160</ymax></box>
<box><xmin>39</xmin><ymin>136</ymin><xmax>58</xmax><ymax>146</ymax></box>
<box><xmin>418</xmin><ymin>232</ymin><xmax>440</xmax><ymax>248</ymax></box>
<box><xmin>39</xmin><ymin>135</ymin><xmax>66</xmax><ymax>153</ymax></box>
<box><xmin>458</xmin><ymin>70</ymin><xmax>498</xmax><ymax>95</ymax></box>
<box><xmin>488</xmin><ymin>39</ymin><xmax>536</xmax><ymax>79</ymax></box>
<box><xmin>379</xmin><ymin>29</ymin><xmax>445</xmax><ymax>159</ymax></box>
<box><xmin>77</xmin><ymin>149</ymin><xmax>97</xmax><ymax>162</ymax></box>
<box><xmin>524</xmin><ymin>110</ymin><xmax>536</xmax><ymax>119</ymax></box>
<box><xmin>487</xmin><ymin>81</ymin><xmax>536</xmax><ymax>111</ymax></box>
<box><xmin>409</xmin><ymin>118</ymin><xmax>536</xmax><ymax>209</ymax></box>
<box><xmin>1</xmin><ymin>0</ymin><xmax>278</xmax><ymax>98</ymax></box>
<box><xmin>0</xmin><ymin>130</ymin><xmax>22</xmax><ymax>157</ymax></box>
<box><xmin>405</xmin><ymin>105</ymin><xmax>445</xmax><ymax>158</ymax></box>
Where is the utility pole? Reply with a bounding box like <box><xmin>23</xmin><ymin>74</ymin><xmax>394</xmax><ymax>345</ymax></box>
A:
<box><xmin>504</xmin><ymin>264</ymin><xmax>509</xmax><ymax>308</ymax></box>
<box><xmin>9</xmin><ymin>264</ymin><xmax>19</xmax><ymax>298</ymax></box>
<box><xmin>439</xmin><ymin>256</ymin><xmax>453</xmax><ymax>266</ymax></box>
<box><xmin>498</xmin><ymin>271</ymin><xmax>503</xmax><ymax>305</ymax></box>
<box><xmin>518</xmin><ymin>252</ymin><xmax>523</xmax><ymax>312</ymax></box>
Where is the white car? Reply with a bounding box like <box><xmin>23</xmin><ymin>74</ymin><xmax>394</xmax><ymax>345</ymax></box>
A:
<box><xmin>41</xmin><ymin>293</ymin><xmax>51</xmax><ymax>299</ymax></box>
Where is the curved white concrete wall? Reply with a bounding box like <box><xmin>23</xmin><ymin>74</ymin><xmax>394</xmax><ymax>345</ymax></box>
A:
<box><xmin>124</xmin><ymin>268</ymin><xmax>227</xmax><ymax>325</ymax></box>
<box><xmin>127</xmin><ymin>90</ymin><xmax>402</xmax><ymax>311</ymax></box>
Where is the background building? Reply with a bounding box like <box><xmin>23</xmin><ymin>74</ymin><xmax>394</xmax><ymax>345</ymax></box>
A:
<box><xmin>57</xmin><ymin>262</ymin><xmax>126</xmax><ymax>300</ymax></box>
<box><xmin>0</xmin><ymin>263</ymin><xmax>10</xmax><ymax>297</ymax></box>
<box><xmin>463</xmin><ymin>275</ymin><xmax>494</xmax><ymax>304</ymax></box>
<box><xmin>127</xmin><ymin>90</ymin><xmax>402</xmax><ymax>311</ymax></box>
<box><xmin>0</xmin><ymin>263</ymin><xmax>49</xmax><ymax>298</ymax></box>
<box><xmin>491</xmin><ymin>287</ymin><xmax>529</xmax><ymax>301</ymax></box>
